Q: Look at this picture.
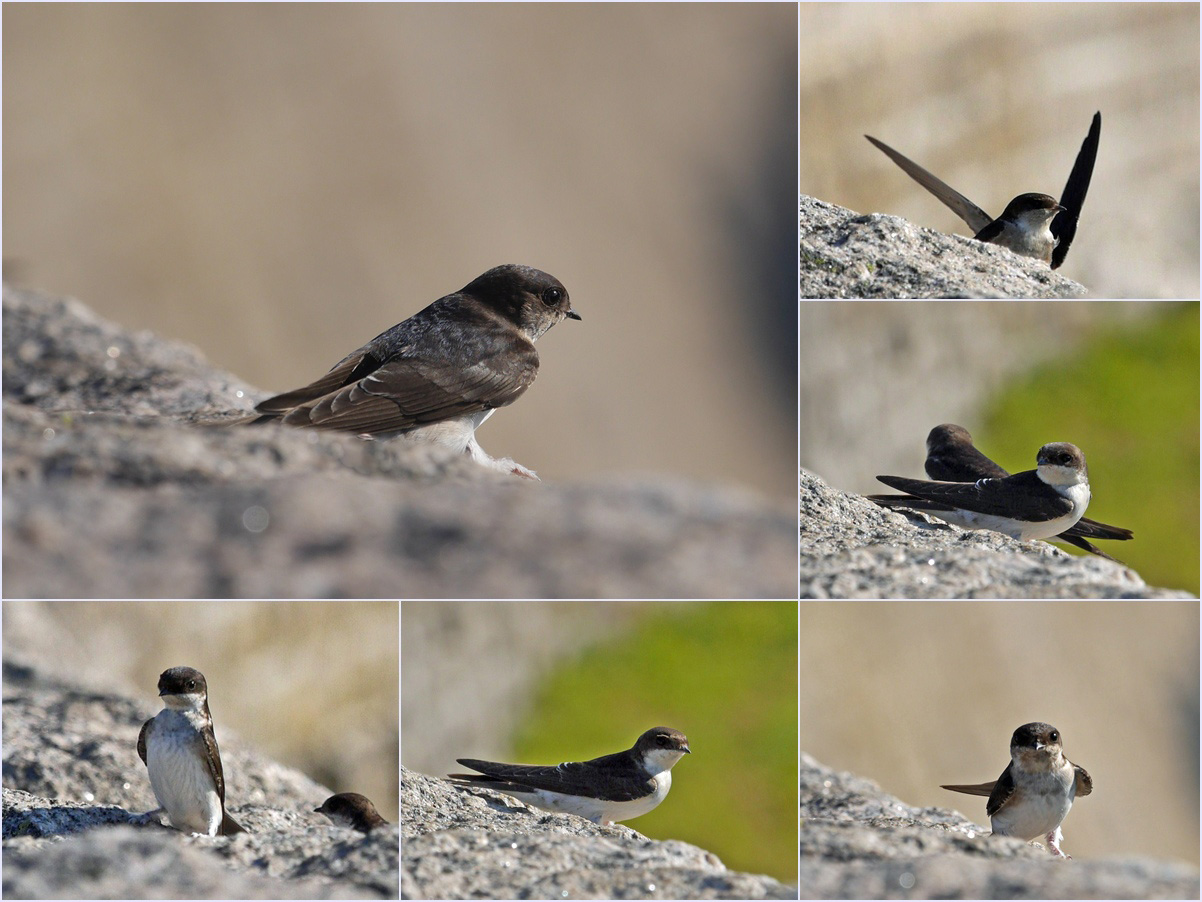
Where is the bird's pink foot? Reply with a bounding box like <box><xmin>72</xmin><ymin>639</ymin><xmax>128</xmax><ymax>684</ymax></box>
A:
<box><xmin>1045</xmin><ymin>829</ymin><xmax>1071</xmax><ymax>859</ymax></box>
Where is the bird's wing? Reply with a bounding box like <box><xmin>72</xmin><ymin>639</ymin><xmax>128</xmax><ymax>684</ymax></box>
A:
<box><xmin>865</xmin><ymin>135</ymin><xmax>995</xmax><ymax>233</ymax></box>
<box><xmin>1050</xmin><ymin>111</ymin><xmax>1101</xmax><ymax>269</ymax></box>
<box><xmin>972</xmin><ymin>218</ymin><xmax>1006</xmax><ymax>244</ymax></box>
<box><xmin>1053</xmin><ymin>533</ymin><xmax>1122</xmax><ymax>561</ymax></box>
<box><xmin>1073</xmin><ymin>764</ymin><xmax>1093</xmax><ymax>798</ymax></box>
<box><xmin>940</xmin><ymin>780</ymin><xmax>996</xmax><ymax>798</ymax></box>
<box><xmin>201</xmin><ymin>730</ymin><xmax>226</xmax><ymax>807</ymax></box>
<box><xmin>276</xmin><ymin>347</ymin><xmax>539</xmax><ymax>433</ymax></box>
<box><xmin>254</xmin><ymin>350</ymin><xmax>385</xmax><ymax>413</ymax></box>
<box><xmin>450</xmin><ymin>757</ymin><xmax>653</xmax><ymax>803</ymax></box>
<box><xmin>137</xmin><ymin>719</ymin><xmax>151</xmax><ymax>766</ymax></box>
<box><xmin>925</xmin><ymin>446</ymin><xmax>1010</xmax><ymax>482</ymax></box>
<box><xmin>874</xmin><ymin>472</ymin><xmax>1074</xmax><ymax>522</ymax></box>
<box><xmin>866</xmin><ymin>493</ymin><xmax>956</xmax><ymax>513</ymax></box>
<box><xmin>985</xmin><ymin>764</ymin><xmax>1018</xmax><ymax>818</ymax></box>
<box><xmin>1064</xmin><ymin>516</ymin><xmax>1133</xmax><ymax>541</ymax></box>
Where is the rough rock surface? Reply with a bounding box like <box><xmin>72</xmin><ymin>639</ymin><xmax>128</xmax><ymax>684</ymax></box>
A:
<box><xmin>401</xmin><ymin>766</ymin><xmax>796</xmax><ymax>900</ymax></box>
<box><xmin>799</xmin><ymin>751</ymin><xmax>1198</xmax><ymax>900</ymax></box>
<box><xmin>1</xmin><ymin>656</ymin><xmax>399</xmax><ymax>899</ymax></box>
<box><xmin>798</xmin><ymin>195</ymin><xmax>1088</xmax><ymax>299</ymax></box>
<box><xmin>799</xmin><ymin>469</ymin><xmax>1189</xmax><ymax>599</ymax></box>
<box><xmin>2</xmin><ymin>285</ymin><xmax>794</xmax><ymax>599</ymax></box>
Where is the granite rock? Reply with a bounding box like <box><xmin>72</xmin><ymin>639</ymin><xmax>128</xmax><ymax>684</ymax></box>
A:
<box><xmin>2</xmin><ymin>285</ymin><xmax>794</xmax><ymax>599</ymax></box>
<box><xmin>401</xmin><ymin>766</ymin><xmax>796</xmax><ymax>900</ymax></box>
<box><xmin>798</xmin><ymin>752</ymin><xmax>1199</xmax><ymax>899</ymax></box>
<box><xmin>799</xmin><ymin>469</ymin><xmax>1189</xmax><ymax>599</ymax></box>
<box><xmin>799</xmin><ymin>195</ymin><xmax>1088</xmax><ymax>299</ymax></box>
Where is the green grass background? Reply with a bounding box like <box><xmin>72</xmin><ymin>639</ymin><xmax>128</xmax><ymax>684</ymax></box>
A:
<box><xmin>979</xmin><ymin>302</ymin><xmax>1199</xmax><ymax>594</ymax></box>
<box><xmin>509</xmin><ymin>601</ymin><xmax>798</xmax><ymax>884</ymax></box>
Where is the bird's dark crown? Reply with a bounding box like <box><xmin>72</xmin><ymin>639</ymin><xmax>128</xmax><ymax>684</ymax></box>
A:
<box><xmin>1001</xmin><ymin>193</ymin><xmax>1064</xmax><ymax>217</ymax></box>
<box><xmin>157</xmin><ymin>666</ymin><xmax>208</xmax><ymax>697</ymax></box>
<box><xmin>459</xmin><ymin>264</ymin><xmax>578</xmax><ymax>330</ymax></box>
<box><xmin>638</xmin><ymin>726</ymin><xmax>690</xmax><ymax>752</ymax></box>
<box><xmin>1036</xmin><ymin>442</ymin><xmax>1084</xmax><ymax>469</ymax></box>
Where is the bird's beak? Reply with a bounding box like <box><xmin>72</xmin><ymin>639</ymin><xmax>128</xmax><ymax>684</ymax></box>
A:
<box><xmin>566</xmin><ymin>310</ymin><xmax>582</xmax><ymax>321</ymax></box>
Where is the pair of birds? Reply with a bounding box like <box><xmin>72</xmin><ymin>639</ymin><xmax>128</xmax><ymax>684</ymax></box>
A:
<box><xmin>136</xmin><ymin>666</ymin><xmax>388</xmax><ymax>837</ymax></box>
<box><xmin>868</xmin><ymin>423</ymin><xmax>1132</xmax><ymax>559</ymax></box>
<box><xmin>448</xmin><ymin>722</ymin><xmax>1090</xmax><ymax>860</ymax></box>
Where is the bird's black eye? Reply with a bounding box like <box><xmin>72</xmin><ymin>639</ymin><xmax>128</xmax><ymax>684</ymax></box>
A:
<box><xmin>186</xmin><ymin>680</ymin><xmax>196</xmax><ymax>690</ymax></box>
<box><xmin>542</xmin><ymin>287</ymin><xmax>564</xmax><ymax>307</ymax></box>
<box><xmin>1049</xmin><ymin>730</ymin><xmax>1059</xmax><ymax>742</ymax></box>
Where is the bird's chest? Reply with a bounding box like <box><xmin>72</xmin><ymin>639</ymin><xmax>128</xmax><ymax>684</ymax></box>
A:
<box><xmin>596</xmin><ymin>770</ymin><xmax>672</xmax><ymax>824</ymax></box>
<box><xmin>992</xmin><ymin>218</ymin><xmax>1056</xmax><ymax>263</ymax></box>
<box><xmin>991</xmin><ymin>769</ymin><xmax>1075</xmax><ymax>840</ymax></box>
<box><xmin>145</xmin><ymin>713</ymin><xmax>221</xmax><ymax>835</ymax></box>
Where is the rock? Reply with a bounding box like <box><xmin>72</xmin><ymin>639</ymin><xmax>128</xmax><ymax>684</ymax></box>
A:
<box><xmin>1</xmin><ymin>656</ymin><xmax>399</xmax><ymax>900</ymax></box>
<box><xmin>799</xmin><ymin>752</ymin><xmax>1199</xmax><ymax>899</ymax></box>
<box><xmin>799</xmin><ymin>195</ymin><xmax>1088</xmax><ymax>299</ymax></box>
<box><xmin>799</xmin><ymin>469</ymin><xmax>1189</xmax><ymax>598</ymax></box>
<box><xmin>401</xmin><ymin>766</ymin><xmax>796</xmax><ymax>900</ymax></box>
<box><xmin>1</xmin><ymin>285</ymin><xmax>795</xmax><ymax>599</ymax></box>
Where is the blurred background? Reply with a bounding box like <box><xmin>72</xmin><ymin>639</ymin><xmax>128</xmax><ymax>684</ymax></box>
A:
<box><xmin>801</xmin><ymin>3</ymin><xmax>1200</xmax><ymax>298</ymax></box>
<box><xmin>2</xmin><ymin>600</ymin><xmax>399</xmax><ymax>821</ymax></box>
<box><xmin>401</xmin><ymin>601</ymin><xmax>798</xmax><ymax>883</ymax></box>
<box><xmin>3</xmin><ymin>3</ymin><xmax>797</xmax><ymax>505</ymax></box>
<box><xmin>800</xmin><ymin>602</ymin><xmax>1199</xmax><ymax>866</ymax></box>
<box><xmin>799</xmin><ymin>301</ymin><xmax>1200</xmax><ymax>594</ymax></box>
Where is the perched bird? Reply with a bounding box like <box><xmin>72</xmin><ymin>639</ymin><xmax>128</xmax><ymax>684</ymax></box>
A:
<box><xmin>866</xmin><ymin>112</ymin><xmax>1100</xmax><ymax>268</ymax></box>
<box><xmin>942</xmin><ymin>722</ymin><xmax>1092</xmax><ymax>859</ymax></box>
<box><xmin>137</xmin><ymin>666</ymin><xmax>245</xmax><ymax>837</ymax></box>
<box><xmin>869</xmin><ymin>441</ymin><xmax>1092</xmax><ymax>541</ymax></box>
<box><xmin>448</xmin><ymin>726</ymin><xmax>690</xmax><ymax>825</ymax></box>
<box><xmin>873</xmin><ymin>424</ymin><xmax>1132</xmax><ymax>558</ymax></box>
<box><xmin>315</xmin><ymin>792</ymin><xmax>390</xmax><ymax>833</ymax></box>
<box><xmin>243</xmin><ymin>264</ymin><xmax>580</xmax><ymax>479</ymax></box>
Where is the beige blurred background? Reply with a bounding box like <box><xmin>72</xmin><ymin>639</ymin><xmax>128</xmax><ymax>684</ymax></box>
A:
<box><xmin>3</xmin><ymin>3</ymin><xmax>797</xmax><ymax>504</ymax></box>
<box><xmin>800</xmin><ymin>602</ymin><xmax>1199</xmax><ymax>865</ymax></box>
<box><xmin>801</xmin><ymin>3</ymin><xmax>1200</xmax><ymax>298</ymax></box>
<box><xmin>2</xmin><ymin>600</ymin><xmax>399</xmax><ymax>821</ymax></box>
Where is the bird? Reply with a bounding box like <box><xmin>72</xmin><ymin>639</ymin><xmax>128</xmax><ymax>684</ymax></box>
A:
<box><xmin>242</xmin><ymin>264</ymin><xmax>580</xmax><ymax>479</ymax></box>
<box><xmin>866</xmin><ymin>112</ymin><xmax>1100</xmax><ymax>268</ymax></box>
<box><xmin>137</xmin><ymin>666</ymin><xmax>245</xmax><ymax>837</ymax></box>
<box><xmin>942</xmin><ymin>721</ymin><xmax>1092</xmax><ymax>859</ymax></box>
<box><xmin>447</xmin><ymin>726</ymin><xmax>690</xmax><ymax>825</ymax></box>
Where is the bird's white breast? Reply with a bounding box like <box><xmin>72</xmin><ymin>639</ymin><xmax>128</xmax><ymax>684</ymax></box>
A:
<box><xmin>506</xmin><ymin>770</ymin><xmax>671</xmax><ymax>826</ymax></box>
<box><xmin>145</xmin><ymin>710</ymin><xmax>223</xmax><ymax>836</ymax></box>
<box><xmin>990</xmin><ymin>766</ymin><xmax>1076</xmax><ymax>841</ymax></box>
<box><xmin>992</xmin><ymin>212</ymin><xmax>1058</xmax><ymax>262</ymax></box>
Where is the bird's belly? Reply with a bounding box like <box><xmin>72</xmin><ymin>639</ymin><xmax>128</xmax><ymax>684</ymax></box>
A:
<box><xmin>397</xmin><ymin>411</ymin><xmax>492</xmax><ymax>454</ymax></box>
<box><xmin>948</xmin><ymin>509</ymin><xmax>1078</xmax><ymax>541</ymax></box>
<box><xmin>990</xmin><ymin>774</ymin><xmax>1075</xmax><ymax>840</ymax></box>
<box><xmin>989</xmin><ymin>221</ymin><xmax>1056</xmax><ymax>263</ymax></box>
<box><xmin>146</xmin><ymin>735</ymin><xmax>222</xmax><ymax>835</ymax></box>
<box><xmin>930</xmin><ymin>487</ymin><xmax>1088</xmax><ymax>541</ymax></box>
<box><xmin>507</xmin><ymin>775</ymin><xmax>670</xmax><ymax>825</ymax></box>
